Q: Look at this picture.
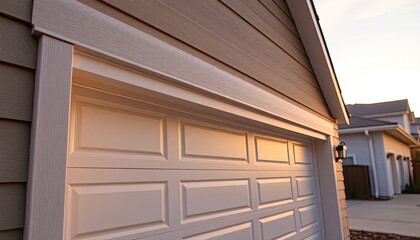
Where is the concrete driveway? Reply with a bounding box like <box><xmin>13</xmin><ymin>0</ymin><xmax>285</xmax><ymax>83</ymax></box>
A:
<box><xmin>346</xmin><ymin>194</ymin><xmax>420</xmax><ymax>237</ymax></box>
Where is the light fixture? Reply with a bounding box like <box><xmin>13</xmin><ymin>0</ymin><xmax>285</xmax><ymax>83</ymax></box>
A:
<box><xmin>335</xmin><ymin>142</ymin><xmax>347</xmax><ymax>162</ymax></box>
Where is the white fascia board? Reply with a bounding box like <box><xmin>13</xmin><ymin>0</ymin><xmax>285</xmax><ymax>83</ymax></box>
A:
<box><xmin>339</xmin><ymin>124</ymin><xmax>419</xmax><ymax>146</ymax></box>
<box><xmin>286</xmin><ymin>0</ymin><xmax>349</xmax><ymax>125</ymax></box>
<box><xmin>338</xmin><ymin>124</ymin><xmax>399</xmax><ymax>134</ymax></box>
<box><xmin>395</xmin><ymin>125</ymin><xmax>419</xmax><ymax>146</ymax></box>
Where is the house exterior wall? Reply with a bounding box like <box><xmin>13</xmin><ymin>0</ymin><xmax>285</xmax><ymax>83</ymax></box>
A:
<box><xmin>339</xmin><ymin>133</ymin><xmax>376</xmax><ymax>196</ymax></box>
<box><xmin>32</xmin><ymin>0</ymin><xmax>332</xmax><ymax>121</ymax></box>
<box><xmin>24</xmin><ymin>0</ymin><xmax>349</xmax><ymax>238</ymax></box>
<box><xmin>411</xmin><ymin>124</ymin><xmax>420</xmax><ymax>137</ymax></box>
<box><xmin>403</xmin><ymin>114</ymin><xmax>412</xmax><ymax>132</ymax></box>
<box><xmin>340</xmin><ymin>131</ymin><xmax>414</xmax><ymax>198</ymax></box>
<box><xmin>339</xmin><ymin>133</ymin><xmax>371</xmax><ymax>166</ymax></box>
<box><xmin>383</xmin><ymin>133</ymin><xmax>412</xmax><ymax>188</ymax></box>
<box><xmin>334</xmin><ymin>126</ymin><xmax>350</xmax><ymax>239</ymax></box>
<box><xmin>0</xmin><ymin>1</ymin><xmax>37</xmax><ymax>239</ymax></box>
<box><xmin>383</xmin><ymin>133</ymin><xmax>412</xmax><ymax>157</ymax></box>
<box><xmin>373</xmin><ymin>115</ymin><xmax>410</xmax><ymax>132</ymax></box>
<box><xmin>371</xmin><ymin>132</ymin><xmax>390</xmax><ymax>198</ymax></box>
<box><xmin>101</xmin><ymin>0</ymin><xmax>330</xmax><ymax>117</ymax></box>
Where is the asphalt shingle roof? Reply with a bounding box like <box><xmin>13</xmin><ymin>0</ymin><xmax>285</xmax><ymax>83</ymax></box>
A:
<box><xmin>338</xmin><ymin>116</ymin><xmax>397</xmax><ymax>129</ymax></box>
<box><xmin>346</xmin><ymin>99</ymin><xmax>410</xmax><ymax>116</ymax></box>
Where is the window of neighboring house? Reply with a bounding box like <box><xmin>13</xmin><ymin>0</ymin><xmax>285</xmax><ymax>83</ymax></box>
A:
<box><xmin>343</xmin><ymin>154</ymin><xmax>356</xmax><ymax>166</ymax></box>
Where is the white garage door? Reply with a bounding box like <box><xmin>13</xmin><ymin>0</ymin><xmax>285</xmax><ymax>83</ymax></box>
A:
<box><xmin>65</xmin><ymin>86</ymin><xmax>323</xmax><ymax>240</ymax></box>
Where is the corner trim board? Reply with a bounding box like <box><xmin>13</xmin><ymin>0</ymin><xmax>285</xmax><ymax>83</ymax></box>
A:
<box><xmin>24</xmin><ymin>35</ymin><xmax>73</xmax><ymax>240</ymax></box>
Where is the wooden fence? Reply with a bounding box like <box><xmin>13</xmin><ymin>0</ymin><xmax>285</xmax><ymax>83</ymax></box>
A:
<box><xmin>343</xmin><ymin>165</ymin><xmax>371</xmax><ymax>200</ymax></box>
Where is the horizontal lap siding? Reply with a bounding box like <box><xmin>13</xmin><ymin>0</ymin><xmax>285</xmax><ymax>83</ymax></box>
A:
<box><xmin>103</xmin><ymin>0</ymin><xmax>331</xmax><ymax>118</ymax></box>
<box><xmin>0</xmin><ymin>1</ymin><xmax>37</xmax><ymax>238</ymax></box>
<box><xmin>0</xmin><ymin>64</ymin><xmax>34</xmax><ymax>122</ymax></box>
<box><xmin>0</xmin><ymin>120</ymin><xmax>31</xmax><ymax>182</ymax></box>
<box><xmin>335</xmin><ymin>123</ymin><xmax>350</xmax><ymax>239</ymax></box>
<box><xmin>0</xmin><ymin>229</ymin><xmax>24</xmax><ymax>240</ymax></box>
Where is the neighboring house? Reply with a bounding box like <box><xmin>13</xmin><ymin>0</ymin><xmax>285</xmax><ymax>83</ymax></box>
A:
<box><xmin>410</xmin><ymin>118</ymin><xmax>420</xmax><ymax>183</ymax></box>
<box><xmin>0</xmin><ymin>1</ymin><xmax>351</xmax><ymax>239</ymax></box>
<box><xmin>411</xmin><ymin>118</ymin><xmax>420</xmax><ymax>140</ymax></box>
<box><xmin>339</xmin><ymin>100</ymin><xmax>419</xmax><ymax>199</ymax></box>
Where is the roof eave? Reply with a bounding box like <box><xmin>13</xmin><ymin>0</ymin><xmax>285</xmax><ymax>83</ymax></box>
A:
<box><xmin>395</xmin><ymin>125</ymin><xmax>419</xmax><ymax>146</ymax></box>
<box><xmin>286</xmin><ymin>0</ymin><xmax>349</xmax><ymax>125</ymax></box>
<box><xmin>339</xmin><ymin>124</ymin><xmax>419</xmax><ymax>146</ymax></box>
<box><xmin>359</xmin><ymin>111</ymin><xmax>410</xmax><ymax>119</ymax></box>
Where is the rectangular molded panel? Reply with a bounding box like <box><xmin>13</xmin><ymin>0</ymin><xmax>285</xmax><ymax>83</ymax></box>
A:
<box><xmin>257</xmin><ymin>178</ymin><xmax>293</xmax><ymax>208</ymax></box>
<box><xmin>296</xmin><ymin>177</ymin><xmax>316</xmax><ymax>199</ymax></box>
<box><xmin>255</xmin><ymin>137</ymin><xmax>289</xmax><ymax>164</ymax></box>
<box><xmin>293</xmin><ymin>144</ymin><xmax>312</xmax><ymax>165</ymax></box>
<box><xmin>181</xmin><ymin>180</ymin><xmax>251</xmax><ymax>220</ymax></box>
<box><xmin>259</xmin><ymin>211</ymin><xmax>296</xmax><ymax>239</ymax></box>
<box><xmin>67</xmin><ymin>183</ymin><xmax>167</xmax><ymax>239</ymax></box>
<box><xmin>181</xmin><ymin>123</ymin><xmax>248</xmax><ymax>161</ymax></box>
<box><xmin>183</xmin><ymin>222</ymin><xmax>253</xmax><ymax>240</ymax></box>
<box><xmin>299</xmin><ymin>204</ymin><xmax>319</xmax><ymax>230</ymax></box>
<box><xmin>75</xmin><ymin>103</ymin><xmax>164</xmax><ymax>155</ymax></box>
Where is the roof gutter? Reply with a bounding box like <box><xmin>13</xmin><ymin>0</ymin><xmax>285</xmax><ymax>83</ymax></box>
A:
<box><xmin>339</xmin><ymin>124</ymin><xmax>419</xmax><ymax>146</ymax></box>
<box><xmin>339</xmin><ymin>124</ymin><xmax>400</xmax><ymax>134</ymax></box>
<box><xmin>395</xmin><ymin>125</ymin><xmax>420</xmax><ymax>146</ymax></box>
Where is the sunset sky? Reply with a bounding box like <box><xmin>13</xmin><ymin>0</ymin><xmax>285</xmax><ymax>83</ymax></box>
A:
<box><xmin>312</xmin><ymin>0</ymin><xmax>420</xmax><ymax>115</ymax></box>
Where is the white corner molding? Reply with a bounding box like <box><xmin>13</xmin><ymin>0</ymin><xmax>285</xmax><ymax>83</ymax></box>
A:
<box><xmin>25</xmin><ymin>35</ymin><xmax>73</xmax><ymax>240</ymax></box>
<box><xmin>286</xmin><ymin>0</ymin><xmax>349</xmax><ymax>124</ymax></box>
<box><xmin>315</xmin><ymin>136</ymin><xmax>344</xmax><ymax>239</ymax></box>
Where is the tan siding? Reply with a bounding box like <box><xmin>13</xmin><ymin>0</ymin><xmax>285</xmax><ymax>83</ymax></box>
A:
<box><xmin>338</xmin><ymin>189</ymin><xmax>346</xmax><ymax>201</ymax></box>
<box><xmin>103</xmin><ymin>0</ymin><xmax>331</xmax><ymax>117</ymax></box>
<box><xmin>259</xmin><ymin>0</ymin><xmax>298</xmax><ymax>35</ymax></box>
<box><xmin>0</xmin><ymin>1</ymin><xmax>37</xmax><ymax>237</ymax></box>
<box><xmin>341</xmin><ymin>216</ymin><xmax>348</xmax><ymax>228</ymax></box>
<box><xmin>273</xmin><ymin>0</ymin><xmax>292</xmax><ymax>18</ymax></box>
<box><xmin>336</xmin><ymin>160</ymin><xmax>343</xmax><ymax>171</ymax></box>
<box><xmin>222</xmin><ymin>0</ymin><xmax>309</xmax><ymax>66</ymax></box>
<box><xmin>0</xmin><ymin>15</ymin><xmax>37</xmax><ymax>69</ymax></box>
<box><xmin>0</xmin><ymin>120</ymin><xmax>30</xmax><ymax>182</ymax></box>
<box><xmin>340</xmin><ymin>207</ymin><xmax>347</xmax><ymax>219</ymax></box>
<box><xmin>339</xmin><ymin>199</ymin><xmax>347</xmax><ymax>209</ymax></box>
<box><xmin>334</xmin><ymin>122</ymin><xmax>349</xmax><ymax>239</ymax></box>
<box><xmin>0</xmin><ymin>183</ymin><xmax>26</xmax><ymax>231</ymax></box>
<box><xmin>336</xmin><ymin>170</ymin><xmax>345</xmax><ymax>181</ymax></box>
<box><xmin>343</xmin><ymin>226</ymin><xmax>351</xmax><ymax>240</ymax></box>
<box><xmin>0</xmin><ymin>63</ymin><xmax>34</xmax><ymax>122</ymax></box>
<box><xmin>0</xmin><ymin>229</ymin><xmax>23</xmax><ymax>240</ymax></box>
<box><xmin>0</xmin><ymin>0</ymin><xmax>32</xmax><ymax>23</ymax></box>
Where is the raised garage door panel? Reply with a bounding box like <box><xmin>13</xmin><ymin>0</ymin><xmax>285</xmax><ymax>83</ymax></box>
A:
<box><xmin>66</xmin><ymin>86</ymin><xmax>322</xmax><ymax>239</ymax></box>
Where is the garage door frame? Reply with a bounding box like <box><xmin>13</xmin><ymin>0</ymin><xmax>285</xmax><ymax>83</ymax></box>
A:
<box><xmin>25</xmin><ymin>35</ymin><xmax>343</xmax><ymax>239</ymax></box>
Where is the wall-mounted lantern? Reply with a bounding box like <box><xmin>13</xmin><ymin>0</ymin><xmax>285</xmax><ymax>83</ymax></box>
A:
<box><xmin>335</xmin><ymin>142</ymin><xmax>347</xmax><ymax>162</ymax></box>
